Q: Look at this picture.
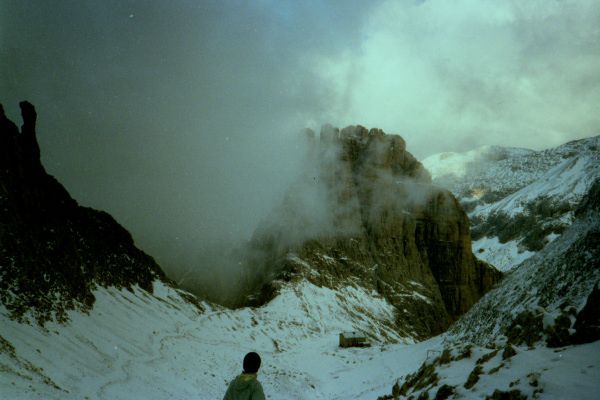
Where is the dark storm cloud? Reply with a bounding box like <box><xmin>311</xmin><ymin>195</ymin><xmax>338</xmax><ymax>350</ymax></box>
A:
<box><xmin>2</xmin><ymin>0</ymin><xmax>599</xmax><ymax>290</ymax></box>
<box><xmin>1</xmin><ymin>0</ymin><xmax>381</xmax><ymax>279</ymax></box>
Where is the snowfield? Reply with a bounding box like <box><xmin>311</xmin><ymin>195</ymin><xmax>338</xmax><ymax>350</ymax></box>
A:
<box><xmin>471</xmin><ymin>236</ymin><xmax>535</xmax><ymax>273</ymax></box>
<box><xmin>2</xmin><ymin>276</ymin><xmax>599</xmax><ymax>399</ymax></box>
<box><xmin>1</xmin><ymin>280</ymin><xmax>424</xmax><ymax>400</ymax></box>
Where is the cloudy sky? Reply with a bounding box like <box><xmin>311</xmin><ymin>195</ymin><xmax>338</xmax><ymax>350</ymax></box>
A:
<box><xmin>2</xmin><ymin>0</ymin><xmax>599</xmax><ymax>278</ymax></box>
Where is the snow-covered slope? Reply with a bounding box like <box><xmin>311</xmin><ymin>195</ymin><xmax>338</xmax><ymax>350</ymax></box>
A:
<box><xmin>423</xmin><ymin>135</ymin><xmax>600</xmax><ymax>271</ymax></box>
<box><xmin>1</xmin><ymin>278</ymin><xmax>415</xmax><ymax>399</ymax></box>
<box><xmin>448</xmin><ymin>209</ymin><xmax>599</xmax><ymax>346</ymax></box>
<box><xmin>377</xmin><ymin>339</ymin><xmax>600</xmax><ymax>400</ymax></box>
<box><xmin>11</xmin><ymin>276</ymin><xmax>597</xmax><ymax>400</ymax></box>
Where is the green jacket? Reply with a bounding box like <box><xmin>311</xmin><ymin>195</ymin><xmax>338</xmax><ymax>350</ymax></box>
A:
<box><xmin>223</xmin><ymin>373</ymin><xmax>266</xmax><ymax>400</ymax></box>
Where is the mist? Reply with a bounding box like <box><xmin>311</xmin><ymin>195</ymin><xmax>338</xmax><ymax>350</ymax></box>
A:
<box><xmin>1</xmin><ymin>0</ymin><xmax>377</xmax><ymax>283</ymax></box>
<box><xmin>2</xmin><ymin>1</ymin><xmax>599</xmax><ymax>300</ymax></box>
<box><xmin>314</xmin><ymin>0</ymin><xmax>600</xmax><ymax>157</ymax></box>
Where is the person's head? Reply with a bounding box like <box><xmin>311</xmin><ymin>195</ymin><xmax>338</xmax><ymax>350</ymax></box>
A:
<box><xmin>243</xmin><ymin>352</ymin><xmax>261</xmax><ymax>374</ymax></box>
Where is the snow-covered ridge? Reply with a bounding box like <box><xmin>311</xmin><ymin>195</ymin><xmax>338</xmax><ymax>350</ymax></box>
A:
<box><xmin>16</xmin><ymin>272</ymin><xmax>596</xmax><ymax>400</ymax></box>
<box><xmin>423</xmin><ymin>145</ymin><xmax>534</xmax><ymax>180</ymax></box>
<box><xmin>423</xmin><ymin>136</ymin><xmax>599</xmax><ymax>198</ymax></box>
<box><xmin>423</xmin><ymin>135</ymin><xmax>600</xmax><ymax>271</ymax></box>
<box><xmin>448</xmin><ymin>211</ymin><xmax>600</xmax><ymax>345</ymax></box>
<box><xmin>472</xmin><ymin>155</ymin><xmax>596</xmax><ymax>218</ymax></box>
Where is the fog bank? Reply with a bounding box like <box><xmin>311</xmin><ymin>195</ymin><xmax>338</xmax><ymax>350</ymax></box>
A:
<box><xmin>2</xmin><ymin>1</ymin><xmax>598</xmax><ymax>294</ymax></box>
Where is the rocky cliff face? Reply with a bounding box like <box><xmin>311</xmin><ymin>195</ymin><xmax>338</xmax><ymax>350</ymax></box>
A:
<box><xmin>0</xmin><ymin>102</ymin><xmax>165</xmax><ymax>324</ymax></box>
<box><xmin>240</xmin><ymin>125</ymin><xmax>501</xmax><ymax>338</ymax></box>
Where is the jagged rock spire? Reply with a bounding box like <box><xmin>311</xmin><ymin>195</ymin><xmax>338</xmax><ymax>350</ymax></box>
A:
<box><xmin>0</xmin><ymin>101</ymin><xmax>41</xmax><ymax>173</ymax></box>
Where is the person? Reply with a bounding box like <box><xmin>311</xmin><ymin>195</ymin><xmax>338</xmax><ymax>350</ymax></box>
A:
<box><xmin>223</xmin><ymin>352</ymin><xmax>266</xmax><ymax>400</ymax></box>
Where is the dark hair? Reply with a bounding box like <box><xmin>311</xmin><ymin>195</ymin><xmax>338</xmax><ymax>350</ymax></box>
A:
<box><xmin>243</xmin><ymin>352</ymin><xmax>261</xmax><ymax>373</ymax></box>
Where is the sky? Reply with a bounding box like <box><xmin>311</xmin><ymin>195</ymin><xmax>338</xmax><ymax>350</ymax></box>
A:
<box><xmin>2</xmin><ymin>0</ymin><xmax>599</xmax><ymax>283</ymax></box>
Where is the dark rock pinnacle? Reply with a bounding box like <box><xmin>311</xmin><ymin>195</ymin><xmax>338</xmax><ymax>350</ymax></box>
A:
<box><xmin>0</xmin><ymin>102</ymin><xmax>166</xmax><ymax>325</ymax></box>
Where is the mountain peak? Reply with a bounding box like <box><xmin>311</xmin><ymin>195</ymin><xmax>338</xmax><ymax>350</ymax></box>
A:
<box><xmin>230</xmin><ymin>124</ymin><xmax>501</xmax><ymax>339</ymax></box>
<box><xmin>0</xmin><ymin>102</ymin><xmax>166</xmax><ymax>324</ymax></box>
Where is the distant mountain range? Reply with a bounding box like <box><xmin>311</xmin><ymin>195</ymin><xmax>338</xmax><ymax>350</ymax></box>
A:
<box><xmin>423</xmin><ymin>136</ymin><xmax>600</xmax><ymax>271</ymax></box>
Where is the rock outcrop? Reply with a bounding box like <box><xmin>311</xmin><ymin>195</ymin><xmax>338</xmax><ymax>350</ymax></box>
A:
<box><xmin>240</xmin><ymin>125</ymin><xmax>501</xmax><ymax>338</ymax></box>
<box><xmin>0</xmin><ymin>102</ymin><xmax>165</xmax><ymax>324</ymax></box>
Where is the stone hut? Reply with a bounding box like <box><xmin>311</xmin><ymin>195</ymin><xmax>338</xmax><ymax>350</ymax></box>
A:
<box><xmin>339</xmin><ymin>332</ymin><xmax>369</xmax><ymax>348</ymax></box>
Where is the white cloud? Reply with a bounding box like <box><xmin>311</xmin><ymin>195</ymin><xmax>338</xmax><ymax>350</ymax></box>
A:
<box><xmin>314</xmin><ymin>0</ymin><xmax>600</xmax><ymax>158</ymax></box>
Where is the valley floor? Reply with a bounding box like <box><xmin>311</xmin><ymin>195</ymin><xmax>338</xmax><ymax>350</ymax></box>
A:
<box><xmin>1</xmin><ymin>282</ymin><xmax>599</xmax><ymax>399</ymax></box>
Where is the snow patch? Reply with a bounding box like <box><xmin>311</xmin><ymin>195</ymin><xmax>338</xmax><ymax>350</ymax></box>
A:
<box><xmin>472</xmin><ymin>236</ymin><xmax>535</xmax><ymax>272</ymax></box>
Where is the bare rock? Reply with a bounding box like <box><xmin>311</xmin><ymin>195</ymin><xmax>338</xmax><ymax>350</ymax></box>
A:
<box><xmin>238</xmin><ymin>124</ymin><xmax>501</xmax><ymax>338</ymax></box>
<box><xmin>0</xmin><ymin>102</ymin><xmax>166</xmax><ymax>324</ymax></box>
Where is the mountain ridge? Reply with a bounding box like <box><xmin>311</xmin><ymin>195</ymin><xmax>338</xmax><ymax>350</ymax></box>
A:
<box><xmin>423</xmin><ymin>135</ymin><xmax>600</xmax><ymax>271</ymax></box>
<box><xmin>0</xmin><ymin>102</ymin><xmax>166</xmax><ymax>324</ymax></box>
